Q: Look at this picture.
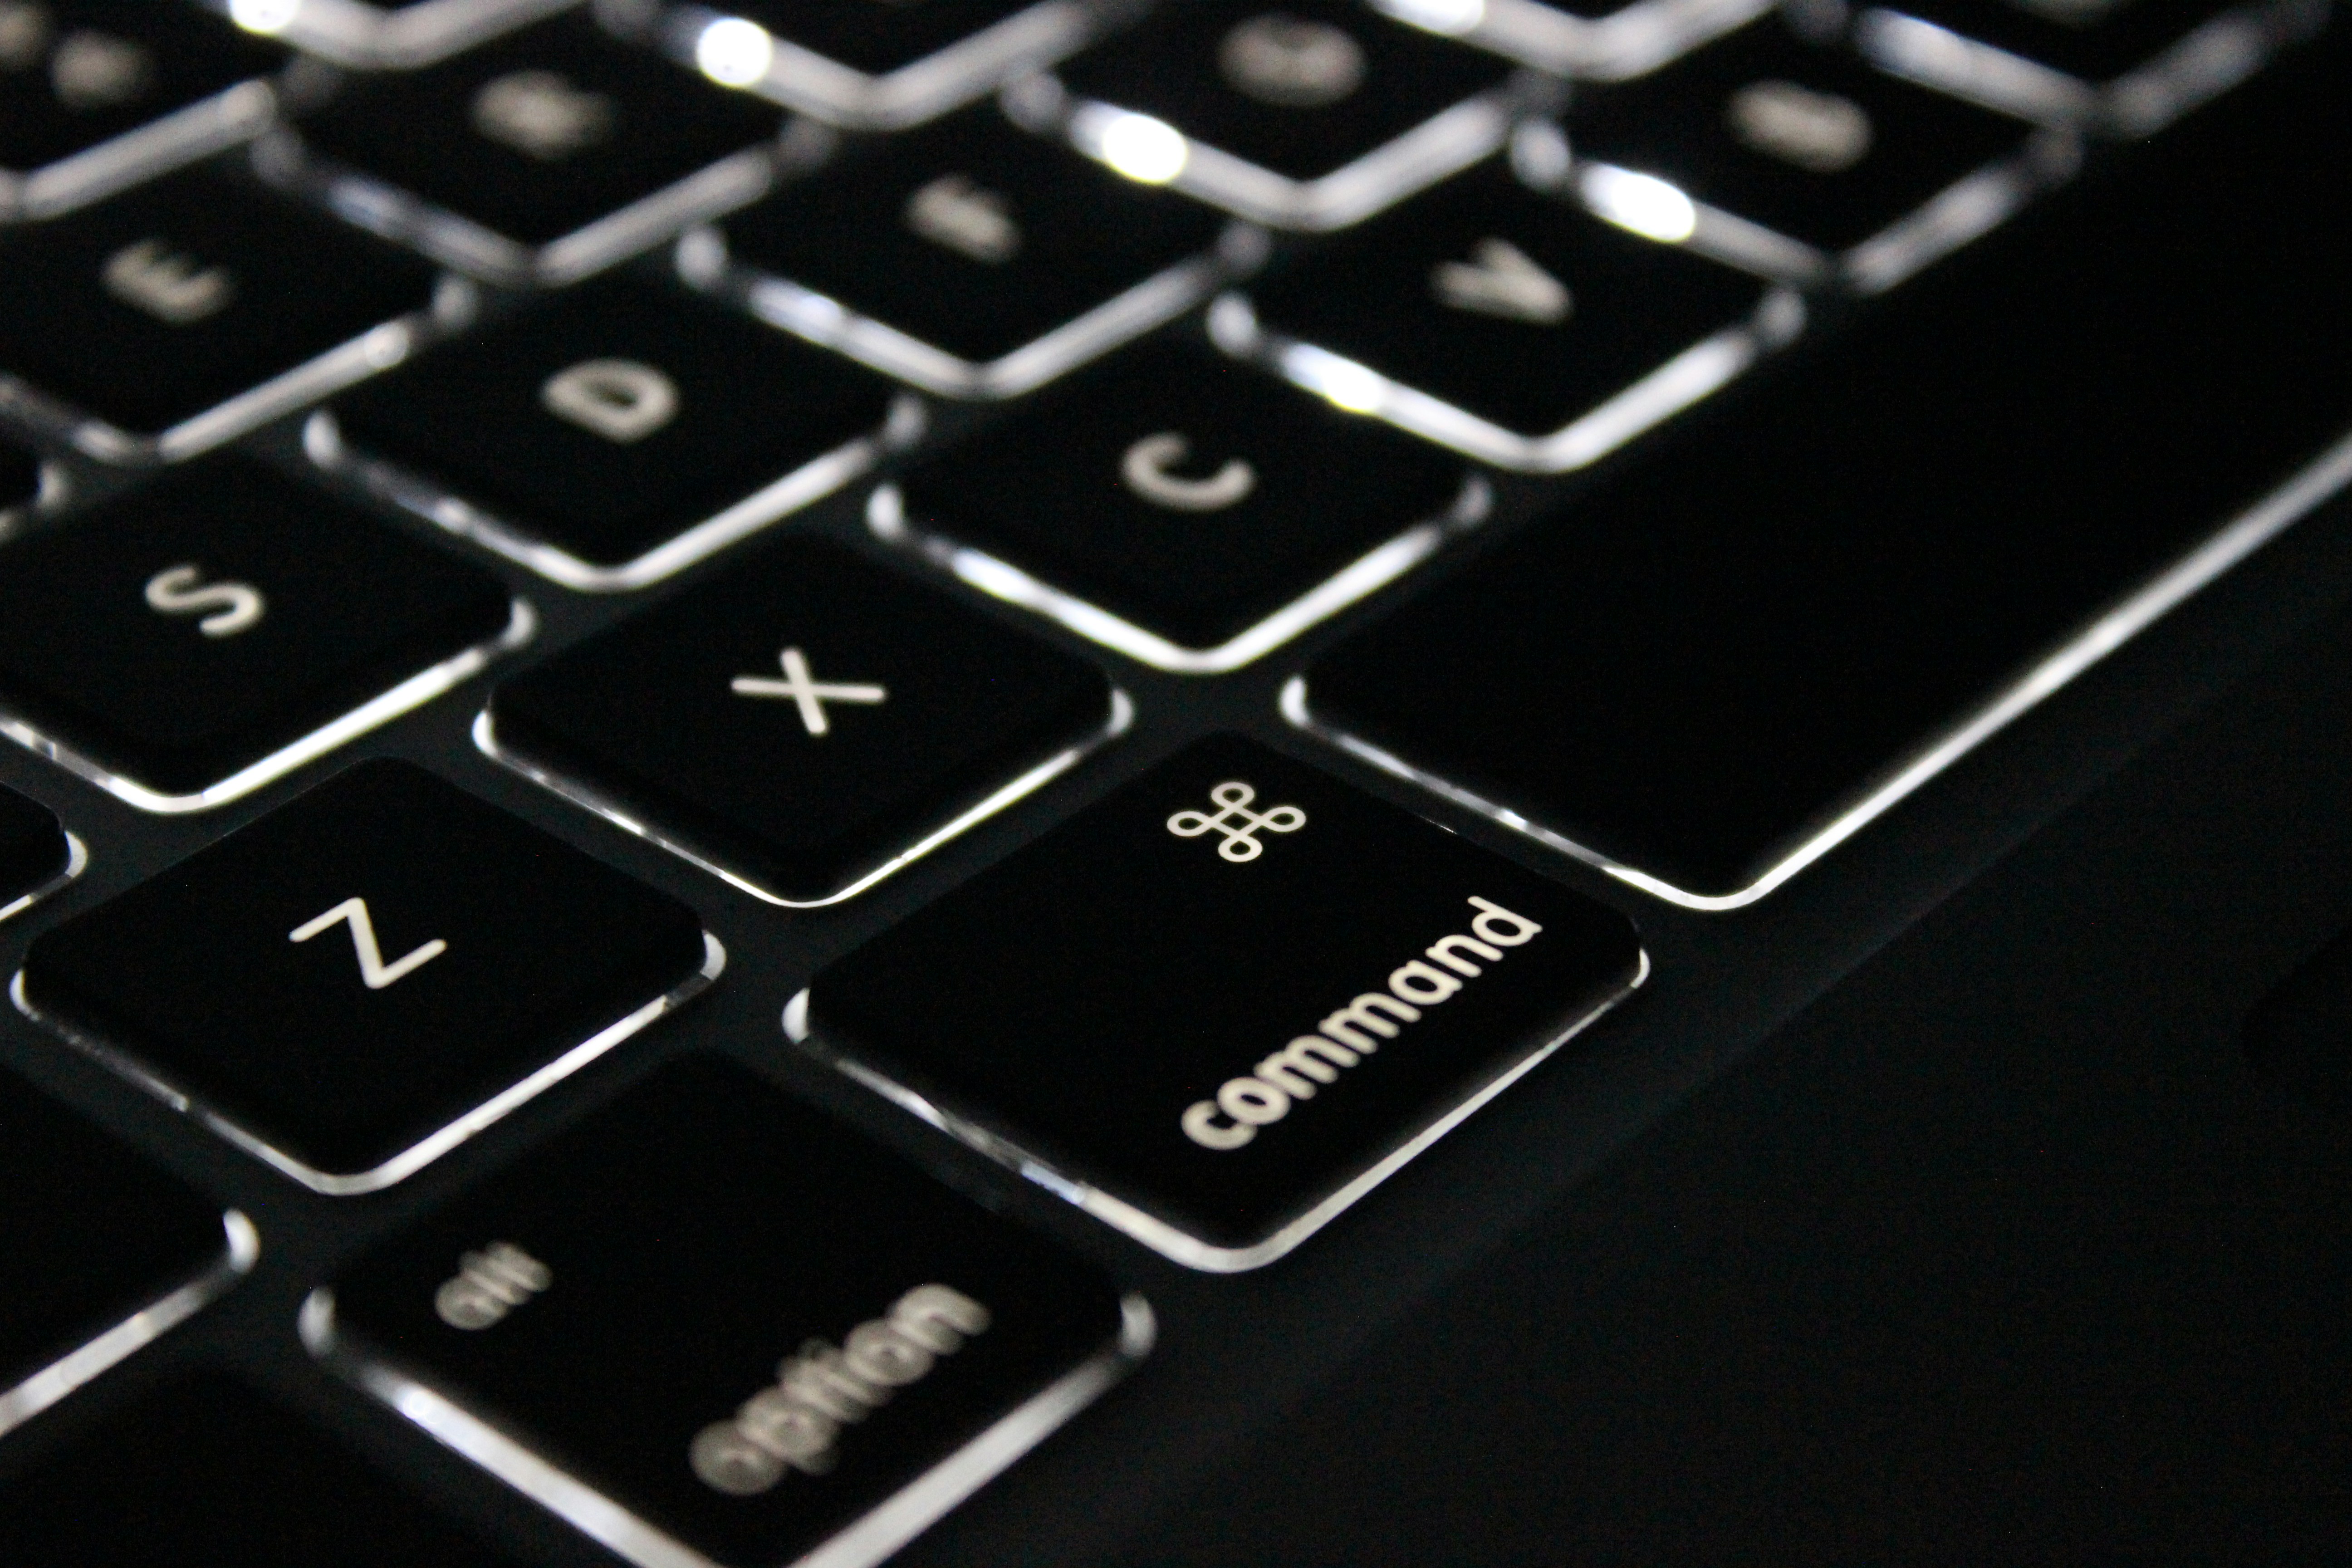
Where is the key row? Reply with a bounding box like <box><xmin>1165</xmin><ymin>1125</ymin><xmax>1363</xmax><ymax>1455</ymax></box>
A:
<box><xmin>8</xmin><ymin>0</ymin><xmax>2264</xmax><ymax>496</ymax></box>
<box><xmin>3</xmin><ymin>0</ymin><xmax>2294</xmax><ymax>250</ymax></box>
<box><xmin>3</xmin><ymin>736</ymin><xmax>1648</xmax><ymax>1558</ymax></box>
<box><xmin>0</xmin><ymin>38</ymin><xmax>2053</xmax><ymax>486</ymax></box>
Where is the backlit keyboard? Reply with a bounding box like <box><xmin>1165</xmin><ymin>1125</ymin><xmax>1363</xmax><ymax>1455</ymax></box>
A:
<box><xmin>2</xmin><ymin>1</ymin><xmax>2346</xmax><ymax>1563</ymax></box>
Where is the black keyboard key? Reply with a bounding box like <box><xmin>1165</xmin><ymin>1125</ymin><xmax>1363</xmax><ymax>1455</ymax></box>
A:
<box><xmin>709</xmin><ymin>100</ymin><xmax>1238</xmax><ymax>397</ymax></box>
<box><xmin>1289</xmin><ymin>52</ymin><xmax>2352</xmax><ymax>907</ymax></box>
<box><xmin>1563</xmin><ymin>15</ymin><xmax>2048</xmax><ymax>286</ymax></box>
<box><xmin>796</xmin><ymin>735</ymin><xmax>1647</xmax><ymax>1269</ymax></box>
<box><xmin>279</xmin><ymin>9</ymin><xmax>784</xmax><ymax>287</ymax></box>
<box><xmin>1050</xmin><ymin>0</ymin><xmax>1524</xmax><ymax>229</ymax></box>
<box><xmin>485</xmin><ymin>534</ymin><xmax>1122</xmax><ymax>905</ymax></box>
<box><xmin>18</xmin><ymin>759</ymin><xmax>716</xmax><ymax>1192</ymax></box>
<box><xmin>321</xmin><ymin>272</ymin><xmax>911</xmax><ymax>591</ymax></box>
<box><xmin>628</xmin><ymin>0</ymin><xmax>1102</xmax><ymax>128</ymax></box>
<box><xmin>0</xmin><ymin>0</ymin><xmax>284</xmax><ymax>221</ymax></box>
<box><xmin>0</xmin><ymin>456</ymin><xmax>524</xmax><ymax>808</ymax></box>
<box><xmin>305</xmin><ymin>1054</ymin><xmax>1145</xmax><ymax>1568</ymax></box>
<box><xmin>0</xmin><ymin>1071</ymin><xmax>249</xmax><ymax>1437</ymax></box>
<box><xmin>0</xmin><ymin>1373</ymin><xmax>537</xmax><ymax>1565</ymax></box>
<box><xmin>1224</xmin><ymin>157</ymin><xmax>1782</xmax><ymax>470</ymax></box>
<box><xmin>193</xmin><ymin>0</ymin><xmax>575</xmax><ymax>69</ymax></box>
<box><xmin>0</xmin><ymin>167</ymin><xmax>446</xmax><ymax>464</ymax></box>
<box><xmin>880</xmin><ymin>337</ymin><xmax>1480</xmax><ymax>670</ymax></box>
<box><xmin>0</xmin><ymin>779</ymin><xmax>73</xmax><ymax>923</ymax></box>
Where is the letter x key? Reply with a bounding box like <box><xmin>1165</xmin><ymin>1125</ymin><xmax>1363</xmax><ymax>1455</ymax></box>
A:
<box><xmin>731</xmin><ymin>647</ymin><xmax>887</xmax><ymax>737</ymax></box>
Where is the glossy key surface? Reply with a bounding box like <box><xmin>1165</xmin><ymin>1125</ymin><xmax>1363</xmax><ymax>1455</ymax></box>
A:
<box><xmin>801</xmin><ymin>734</ymin><xmax>1646</xmax><ymax>1267</ymax></box>
<box><xmin>0</xmin><ymin>1373</ymin><xmax>531</xmax><ymax>1565</ymax></box>
<box><xmin>0</xmin><ymin>0</ymin><xmax>281</xmax><ymax>186</ymax></box>
<box><xmin>0</xmin><ymin>455</ymin><xmax>515</xmax><ymax>801</ymax></box>
<box><xmin>0</xmin><ymin>168</ymin><xmax>440</xmax><ymax>452</ymax></box>
<box><xmin>0</xmin><ymin>1069</ymin><xmax>240</xmax><ymax>1430</ymax></box>
<box><xmin>1243</xmin><ymin>158</ymin><xmax>1764</xmax><ymax>436</ymax></box>
<box><xmin>888</xmin><ymin>337</ymin><xmax>1472</xmax><ymax>659</ymax></box>
<box><xmin>292</xmin><ymin>10</ymin><xmax>779</xmax><ymax>253</ymax></box>
<box><xmin>329</xmin><ymin>272</ymin><xmax>902</xmax><ymax>583</ymax></box>
<box><xmin>486</xmin><ymin>534</ymin><xmax>1118</xmax><ymax>903</ymax></box>
<box><xmin>312</xmin><ymin>1054</ymin><xmax>1141</xmax><ymax>1568</ymax></box>
<box><xmin>20</xmin><ymin>759</ymin><xmax>711</xmax><ymax>1189</ymax></box>
<box><xmin>1569</xmin><ymin>15</ymin><xmax>2033</xmax><ymax>251</ymax></box>
<box><xmin>720</xmin><ymin>100</ymin><xmax>1227</xmax><ymax>382</ymax></box>
<box><xmin>1297</xmin><ymin>65</ymin><xmax>2352</xmax><ymax>903</ymax></box>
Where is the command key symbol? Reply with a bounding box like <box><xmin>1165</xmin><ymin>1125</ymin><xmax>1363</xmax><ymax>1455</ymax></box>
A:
<box><xmin>1167</xmin><ymin>780</ymin><xmax>1305</xmax><ymax>862</ymax></box>
<box><xmin>435</xmin><ymin>1241</ymin><xmax>551</xmax><ymax>1331</ymax></box>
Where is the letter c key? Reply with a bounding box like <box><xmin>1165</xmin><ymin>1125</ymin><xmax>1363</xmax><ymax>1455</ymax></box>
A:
<box><xmin>1119</xmin><ymin>432</ymin><xmax>1257</xmax><ymax>514</ymax></box>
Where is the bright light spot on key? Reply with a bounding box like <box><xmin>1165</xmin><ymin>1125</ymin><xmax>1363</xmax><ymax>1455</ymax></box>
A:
<box><xmin>696</xmin><ymin>18</ymin><xmax>776</xmax><ymax>89</ymax></box>
<box><xmin>1383</xmin><ymin>0</ymin><xmax>1487</xmax><ymax>35</ymax></box>
<box><xmin>1096</xmin><ymin>111</ymin><xmax>1189</xmax><ymax>185</ymax></box>
<box><xmin>229</xmin><ymin>0</ymin><xmax>303</xmax><ymax>34</ymax></box>
<box><xmin>1580</xmin><ymin>165</ymin><xmax>1698</xmax><ymax>244</ymax></box>
<box><xmin>1285</xmin><ymin>346</ymin><xmax>1389</xmax><ymax>414</ymax></box>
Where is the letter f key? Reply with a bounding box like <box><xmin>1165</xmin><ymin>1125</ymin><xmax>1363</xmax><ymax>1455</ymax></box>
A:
<box><xmin>290</xmin><ymin>897</ymin><xmax>448</xmax><ymax>990</ymax></box>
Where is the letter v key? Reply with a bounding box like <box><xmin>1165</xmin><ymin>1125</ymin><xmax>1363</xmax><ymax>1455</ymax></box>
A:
<box><xmin>290</xmin><ymin>898</ymin><xmax>449</xmax><ymax>990</ymax></box>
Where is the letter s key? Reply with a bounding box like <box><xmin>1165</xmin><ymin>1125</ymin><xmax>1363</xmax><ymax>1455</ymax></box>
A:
<box><xmin>144</xmin><ymin>564</ymin><xmax>265</xmax><ymax>638</ymax></box>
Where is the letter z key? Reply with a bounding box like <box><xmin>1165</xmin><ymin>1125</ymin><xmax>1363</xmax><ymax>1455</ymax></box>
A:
<box><xmin>14</xmin><ymin>760</ymin><xmax>718</xmax><ymax>1193</ymax></box>
<box><xmin>793</xmin><ymin>734</ymin><xmax>1647</xmax><ymax>1270</ymax></box>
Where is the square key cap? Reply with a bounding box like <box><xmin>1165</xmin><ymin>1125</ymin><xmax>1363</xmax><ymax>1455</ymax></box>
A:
<box><xmin>16</xmin><ymin>759</ymin><xmax>718</xmax><ymax>1192</ymax></box>
<box><xmin>1050</xmin><ymin>0</ymin><xmax>1524</xmax><ymax>230</ymax></box>
<box><xmin>794</xmin><ymin>734</ymin><xmax>1648</xmax><ymax>1269</ymax></box>
<box><xmin>0</xmin><ymin>779</ymin><xmax>76</xmax><ymax>925</ymax></box>
<box><xmin>1222</xmin><ymin>156</ymin><xmax>1783</xmax><ymax>471</ymax></box>
<box><xmin>0</xmin><ymin>0</ymin><xmax>284</xmax><ymax>222</ymax></box>
<box><xmin>305</xmin><ymin>1055</ymin><xmax>1147</xmax><ymax>1568</ymax></box>
<box><xmin>0</xmin><ymin>1373</ymin><xmax>538</xmax><ymax>1565</ymax></box>
<box><xmin>322</xmin><ymin>272</ymin><xmax>911</xmax><ymax>590</ymax></box>
<box><xmin>1564</xmin><ymin>15</ymin><xmax>2043</xmax><ymax>287</ymax></box>
<box><xmin>880</xmin><ymin>336</ymin><xmax>1480</xmax><ymax>670</ymax></box>
<box><xmin>1</xmin><ymin>1072</ymin><xmax>252</xmax><ymax>1438</ymax></box>
<box><xmin>0</xmin><ymin>454</ymin><xmax>525</xmax><ymax>809</ymax></box>
<box><xmin>484</xmin><ymin>534</ymin><xmax>1124</xmax><ymax>905</ymax></box>
<box><xmin>0</xmin><ymin>166</ymin><xmax>447</xmax><ymax>463</ymax></box>
<box><xmin>279</xmin><ymin>9</ymin><xmax>784</xmax><ymax>286</ymax></box>
<box><xmin>627</xmin><ymin>0</ymin><xmax>1103</xmax><ymax>128</ymax></box>
<box><xmin>709</xmin><ymin>98</ymin><xmax>1239</xmax><ymax>397</ymax></box>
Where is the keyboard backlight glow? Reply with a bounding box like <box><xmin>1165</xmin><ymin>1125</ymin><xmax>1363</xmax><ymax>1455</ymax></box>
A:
<box><xmin>1581</xmin><ymin>167</ymin><xmax>1699</xmax><ymax>244</ymax></box>
<box><xmin>696</xmin><ymin>18</ymin><xmax>776</xmax><ymax>89</ymax></box>
<box><xmin>1384</xmin><ymin>0</ymin><xmax>1488</xmax><ymax>34</ymax></box>
<box><xmin>1284</xmin><ymin>347</ymin><xmax>1389</xmax><ymax>415</ymax></box>
<box><xmin>228</xmin><ymin>0</ymin><xmax>302</xmax><ymax>33</ymax></box>
<box><xmin>1095</xmin><ymin>112</ymin><xmax>1190</xmax><ymax>186</ymax></box>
